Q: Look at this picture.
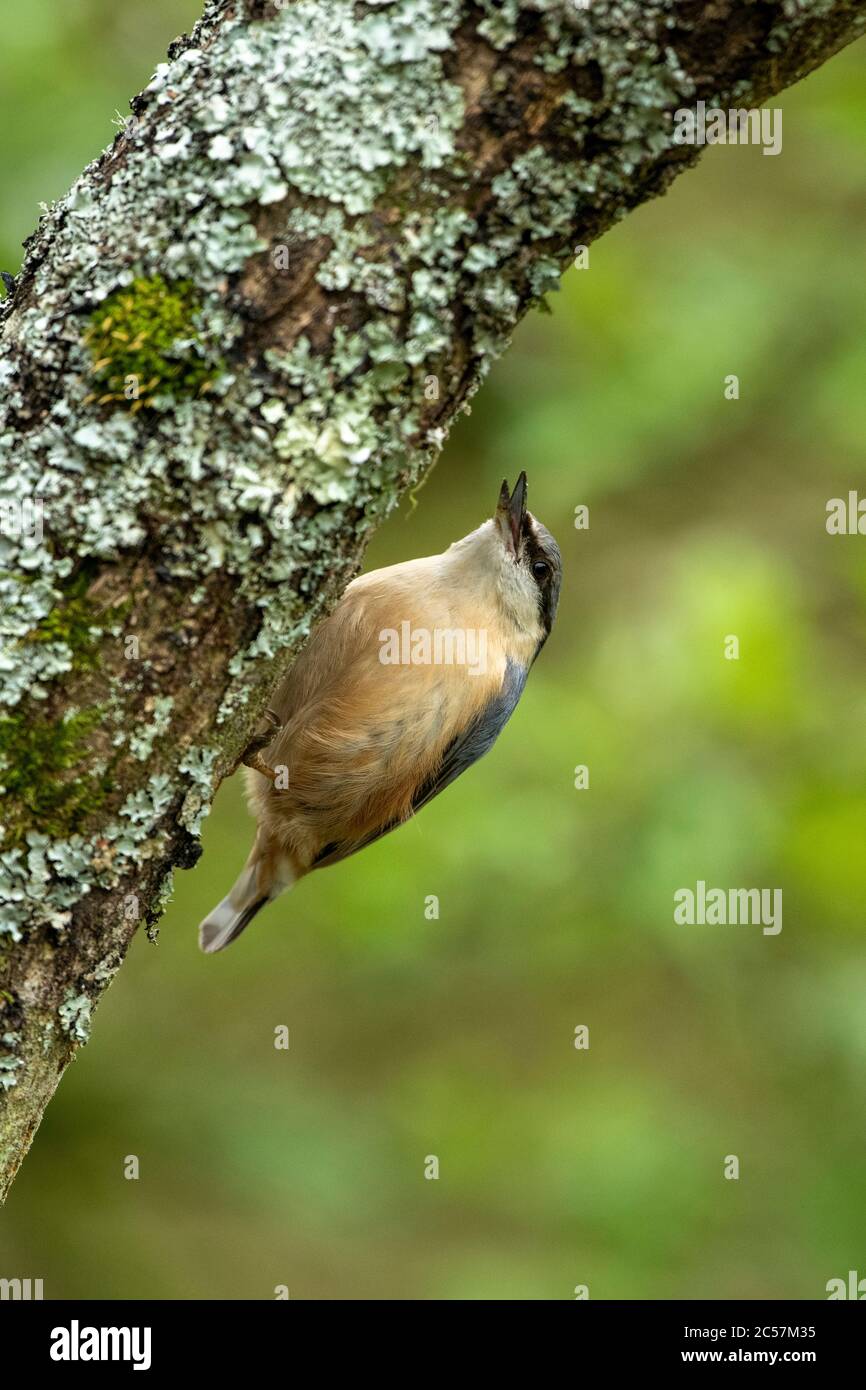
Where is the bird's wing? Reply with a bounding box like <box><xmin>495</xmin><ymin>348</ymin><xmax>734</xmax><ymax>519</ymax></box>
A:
<box><xmin>311</xmin><ymin>658</ymin><xmax>527</xmax><ymax>869</ymax></box>
<box><xmin>409</xmin><ymin>657</ymin><xmax>527</xmax><ymax>811</ymax></box>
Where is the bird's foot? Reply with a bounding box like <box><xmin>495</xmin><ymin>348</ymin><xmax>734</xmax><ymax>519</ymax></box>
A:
<box><xmin>240</xmin><ymin>707</ymin><xmax>282</xmax><ymax>781</ymax></box>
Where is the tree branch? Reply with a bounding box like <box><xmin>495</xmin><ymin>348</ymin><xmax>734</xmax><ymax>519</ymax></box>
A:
<box><xmin>1</xmin><ymin>0</ymin><xmax>863</xmax><ymax>1202</ymax></box>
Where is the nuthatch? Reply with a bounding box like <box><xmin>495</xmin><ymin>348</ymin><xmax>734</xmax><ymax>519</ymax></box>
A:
<box><xmin>199</xmin><ymin>473</ymin><xmax>561</xmax><ymax>952</ymax></box>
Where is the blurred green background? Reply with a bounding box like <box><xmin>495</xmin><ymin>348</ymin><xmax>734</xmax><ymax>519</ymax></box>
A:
<box><xmin>2</xmin><ymin>1</ymin><xmax>865</xmax><ymax>1301</ymax></box>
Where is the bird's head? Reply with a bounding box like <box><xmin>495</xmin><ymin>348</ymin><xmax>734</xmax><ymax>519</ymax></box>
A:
<box><xmin>445</xmin><ymin>472</ymin><xmax>561</xmax><ymax>649</ymax></box>
<box><xmin>492</xmin><ymin>471</ymin><xmax>562</xmax><ymax>643</ymax></box>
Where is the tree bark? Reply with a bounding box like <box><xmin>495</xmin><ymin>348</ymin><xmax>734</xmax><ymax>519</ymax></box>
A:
<box><xmin>0</xmin><ymin>0</ymin><xmax>863</xmax><ymax>1203</ymax></box>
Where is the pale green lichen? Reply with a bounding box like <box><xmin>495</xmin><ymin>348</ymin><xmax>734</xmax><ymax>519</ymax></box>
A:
<box><xmin>0</xmin><ymin>774</ymin><xmax>177</xmax><ymax>940</ymax></box>
<box><xmin>58</xmin><ymin>992</ymin><xmax>91</xmax><ymax>1045</ymax></box>
<box><xmin>0</xmin><ymin>1032</ymin><xmax>23</xmax><ymax>1090</ymax></box>
<box><xmin>178</xmin><ymin>745</ymin><xmax>219</xmax><ymax>835</ymax></box>
<box><xmin>128</xmin><ymin>696</ymin><xmax>175</xmax><ymax>762</ymax></box>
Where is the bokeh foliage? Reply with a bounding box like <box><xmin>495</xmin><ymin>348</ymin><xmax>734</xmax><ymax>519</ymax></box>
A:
<box><xmin>1</xmin><ymin>0</ymin><xmax>864</xmax><ymax>1299</ymax></box>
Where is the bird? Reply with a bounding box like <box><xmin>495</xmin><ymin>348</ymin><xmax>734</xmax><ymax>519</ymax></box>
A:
<box><xmin>198</xmin><ymin>472</ymin><xmax>561</xmax><ymax>952</ymax></box>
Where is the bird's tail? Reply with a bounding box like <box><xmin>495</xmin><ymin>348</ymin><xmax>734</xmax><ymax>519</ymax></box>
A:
<box><xmin>198</xmin><ymin>832</ymin><xmax>296</xmax><ymax>954</ymax></box>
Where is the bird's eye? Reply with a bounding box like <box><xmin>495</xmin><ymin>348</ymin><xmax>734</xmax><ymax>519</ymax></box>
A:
<box><xmin>532</xmin><ymin>560</ymin><xmax>549</xmax><ymax>581</ymax></box>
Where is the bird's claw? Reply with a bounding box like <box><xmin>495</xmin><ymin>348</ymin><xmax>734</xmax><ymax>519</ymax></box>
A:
<box><xmin>240</xmin><ymin>707</ymin><xmax>282</xmax><ymax>780</ymax></box>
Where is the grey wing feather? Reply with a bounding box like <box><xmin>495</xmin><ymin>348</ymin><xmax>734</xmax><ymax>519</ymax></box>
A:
<box><xmin>312</xmin><ymin>659</ymin><xmax>528</xmax><ymax>869</ymax></box>
<box><xmin>409</xmin><ymin>657</ymin><xmax>527</xmax><ymax>813</ymax></box>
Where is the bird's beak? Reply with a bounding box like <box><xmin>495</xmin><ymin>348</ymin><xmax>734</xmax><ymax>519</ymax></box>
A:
<box><xmin>496</xmin><ymin>471</ymin><xmax>528</xmax><ymax>554</ymax></box>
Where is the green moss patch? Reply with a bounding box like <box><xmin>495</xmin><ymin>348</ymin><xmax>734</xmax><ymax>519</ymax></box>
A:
<box><xmin>83</xmin><ymin>275</ymin><xmax>223</xmax><ymax>411</ymax></box>
<box><xmin>0</xmin><ymin>707</ymin><xmax>111</xmax><ymax>846</ymax></box>
<box><xmin>24</xmin><ymin>570</ymin><xmax>104</xmax><ymax>667</ymax></box>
